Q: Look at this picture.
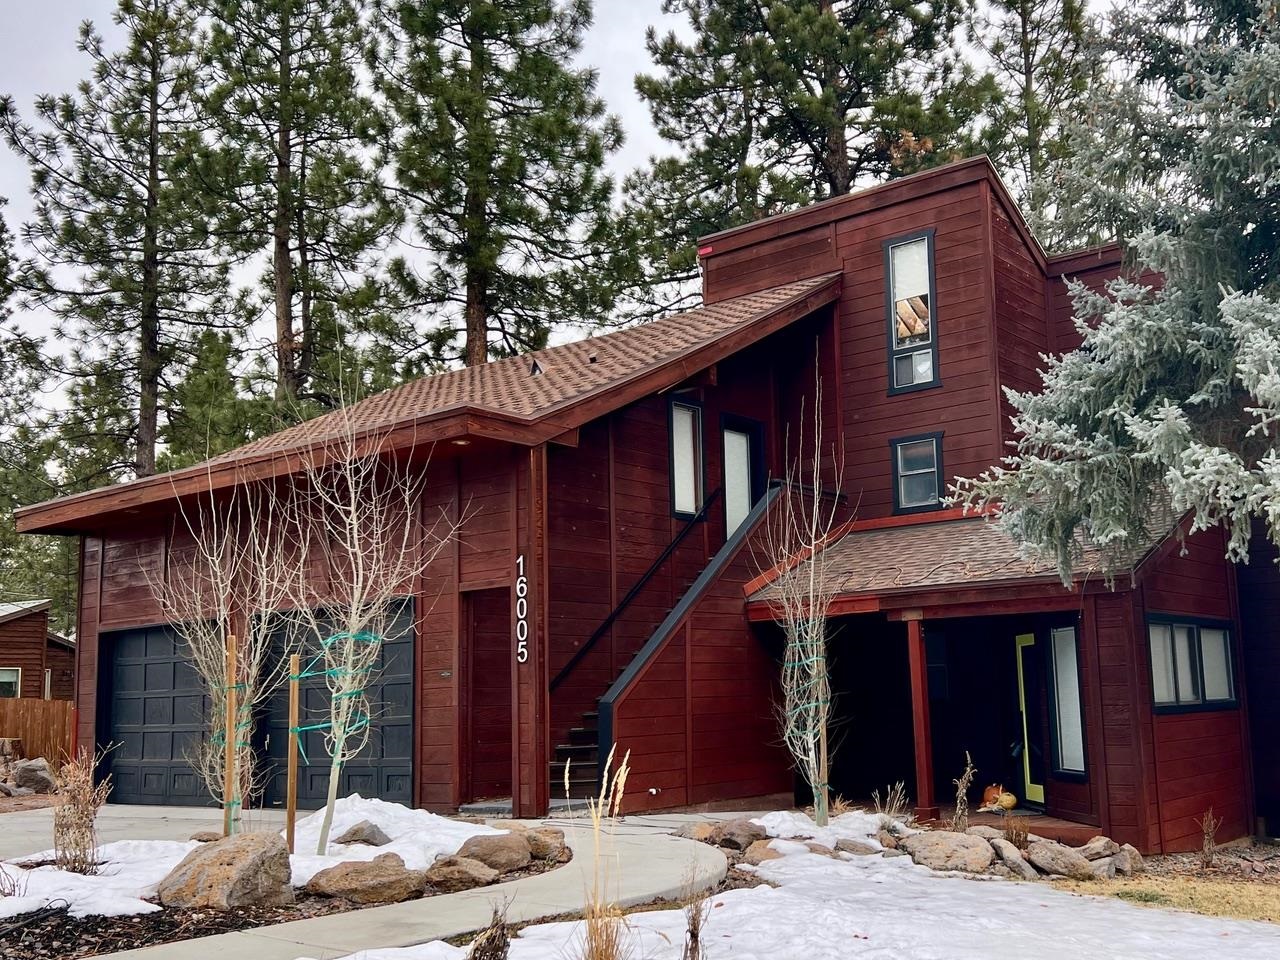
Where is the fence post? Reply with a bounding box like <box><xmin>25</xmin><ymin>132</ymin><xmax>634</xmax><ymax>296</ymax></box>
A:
<box><xmin>286</xmin><ymin>653</ymin><xmax>300</xmax><ymax>853</ymax></box>
<box><xmin>223</xmin><ymin>635</ymin><xmax>238</xmax><ymax>837</ymax></box>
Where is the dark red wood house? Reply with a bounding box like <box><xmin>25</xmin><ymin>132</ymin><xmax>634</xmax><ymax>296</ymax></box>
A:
<box><xmin>16</xmin><ymin>157</ymin><xmax>1268</xmax><ymax>852</ymax></box>
<box><xmin>0</xmin><ymin>599</ymin><xmax>76</xmax><ymax>701</ymax></box>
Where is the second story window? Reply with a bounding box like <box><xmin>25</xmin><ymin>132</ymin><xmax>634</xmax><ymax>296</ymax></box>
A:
<box><xmin>670</xmin><ymin>400</ymin><xmax>703</xmax><ymax>517</ymax></box>
<box><xmin>885</xmin><ymin>229</ymin><xmax>939</xmax><ymax>393</ymax></box>
<box><xmin>892</xmin><ymin>433</ymin><xmax>943</xmax><ymax>513</ymax></box>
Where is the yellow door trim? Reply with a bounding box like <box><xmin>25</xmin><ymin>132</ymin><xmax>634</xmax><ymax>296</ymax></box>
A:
<box><xmin>1016</xmin><ymin>633</ymin><xmax>1045</xmax><ymax>805</ymax></box>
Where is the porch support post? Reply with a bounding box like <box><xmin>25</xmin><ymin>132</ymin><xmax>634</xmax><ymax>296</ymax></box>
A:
<box><xmin>511</xmin><ymin>444</ymin><xmax>551</xmax><ymax>817</ymax></box>
<box><xmin>905</xmin><ymin>614</ymin><xmax>939</xmax><ymax>820</ymax></box>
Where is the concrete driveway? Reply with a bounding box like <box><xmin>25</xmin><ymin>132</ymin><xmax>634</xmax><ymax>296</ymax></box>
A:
<box><xmin>0</xmin><ymin>803</ymin><xmax>286</xmax><ymax>860</ymax></box>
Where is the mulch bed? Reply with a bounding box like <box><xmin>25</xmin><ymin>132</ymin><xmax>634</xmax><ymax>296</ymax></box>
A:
<box><xmin>2</xmin><ymin>854</ymin><xmax>571</xmax><ymax>959</ymax></box>
<box><xmin>1143</xmin><ymin>839</ymin><xmax>1280</xmax><ymax>885</ymax></box>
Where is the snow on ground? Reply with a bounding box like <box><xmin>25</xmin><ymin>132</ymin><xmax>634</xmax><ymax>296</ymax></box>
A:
<box><xmin>314</xmin><ymin>812</ymin><xmax>1280</xmax><ymax>960</ymax></box>
<box><xmin>752</xmin><ymin>809</ymin><xmax>891</xmax><ymax>849</ymax></box>
<box><xmin>0</xmin><ymin>795</ymin><xmax>500</xmax><ymax>917</ymax></box>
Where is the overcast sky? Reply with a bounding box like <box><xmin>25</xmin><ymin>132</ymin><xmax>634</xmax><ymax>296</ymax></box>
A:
<box><xmin>0</xmin><ymin>0</ymin><xmax>682</xmax><ymax>243</ymax></box>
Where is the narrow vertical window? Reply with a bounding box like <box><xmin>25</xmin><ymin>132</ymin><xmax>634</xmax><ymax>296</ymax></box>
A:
<box><xmin>671</xmin><ymin>401</ymin><xmax>703</xmax><ymax>516</ymax></box>
<box><xmin>1050</xmin><ymin>626</ymin><xmax>1086</xmax><ymax>775</ymax></box>
<box><xmin>891</xmin><ymin>433</ymin><xmax>943</xmax><ymax>513</ymax></box>
<box><xmin>885</xmin><ymin>230</ymin><xmax>939</xmax><ymax>392</ymax></box>
<box><xmin>723</xmin><ymin>428</ymin><xmax>753</xmax><ymax>533</ymax></box>
<box><xmin>43</xmin><ymin>668</ymin><xmax>51</xmax><ymax>700</ymax></box>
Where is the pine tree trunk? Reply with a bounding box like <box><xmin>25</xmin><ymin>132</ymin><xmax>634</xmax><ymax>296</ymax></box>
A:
<box><xmin>136</xmin><ymin>38</ymin><xmax>162</xmax><ymax>478</ymax></box>
<box><xmin>273</xmin><ymin>3</ymin><xmax>296</xmax><ymax>402</ymax></box>
<box><xmin>296</xmin><ymin>144</ymin><xmax>314</xmax><ymax>393</ymax></box>
<box><xmin>462</xmin><ymin>18</ymin><xmax>489</xmax><ymax>367</ymax></box>
<box><xmin>819</xmin><ymin>0</ymin><xmax>850</xmax><ymax>197</ymax></box>
<box><xmin>1020</xmin><ymin>0</ymin><xmax>1039</xmax><ymax>185</ymax></box>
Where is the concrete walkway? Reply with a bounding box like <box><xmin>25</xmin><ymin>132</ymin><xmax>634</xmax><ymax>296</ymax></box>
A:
<box><xmin>96</xmin><ymin>822</ymin><xmax>726</xmax><ymax>960</ymax></box>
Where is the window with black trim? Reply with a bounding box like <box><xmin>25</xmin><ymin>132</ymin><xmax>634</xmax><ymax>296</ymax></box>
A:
<box><xmin>1048</xmin><ymin>625</ymin><xmax>1086</xmax><ymax>776</ymax></box>
<box><xmin>884</xmin><ymin>229</ymin><xmax>939</xmax><ymax>393</ymax></box>
<box><xmin>891</xmin><ymin>433</ymin><xmax>943</xmax><ymax>513</ymax></box>
<box><xmin>670</xmin><ymin>400</ymin><xmax>704</xmax><ymax>518</ymax></box>
<box><xmin>1147</xmin><ymin>618</ymin><xmax>1236</xmax><ymax>710</ymax></box>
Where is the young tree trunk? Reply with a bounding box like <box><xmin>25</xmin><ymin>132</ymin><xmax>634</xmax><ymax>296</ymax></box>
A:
<box><xmin>136</xmin><ymin>39</ymin><xmax>162</xmax><ymax>478</ymax></box>
<box><xmin>273</xmin><ymin>3</ymin><xmax>297</xmax><ymax>402</ymax></box>
<box><xmin>1020</xmin><ymin>0</ymin><xmax>1039</xmax><ymax>184</ymax></box>
<box><xmin>296</xmin><ymin>144</ymin><xmax>314</xmax><ymax>391</ymax></box>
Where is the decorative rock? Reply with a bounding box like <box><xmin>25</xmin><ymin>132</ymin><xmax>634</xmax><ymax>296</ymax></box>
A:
<box><xmin>987</xmin><ymin>863</ymin><xmax>1014</xmax><ymax>879</ymax></box>
<box><xmin>835</xmin><ymin>838</ymin><xmax>880</xmax><ymax>856</ymax></box>
<box><xmin>989</xmin><ymin>838</ymin><xmax>1040</xmax><ymax>881</ymax></box>
<box><xmin>527</xmin><ymin>827</ymin><xmax>567</xmax><ymax>861</ymax></box>
<box><xmin>0</xmin><ymin>781</ymin><xmax>12</xmax><ymax>797</ymax></box>
<box><xmin>189</xmin><ymin>831</ymin><xmax>222</xmax><ymax>843</ymax></box>
<box><xmin>1111</xmin><ymin>847</ymin><xmax>1135</xmax><ymax>876</ymax></box>
<box><xmin>457</xmin><ymin>833</ymin><xmax>532</xmax><ymax>874</ymax></box>
<box><xmin>713</xmin><ymin>818</ymin><xmax>768</xmax><ymax>851</ymax></box>
<box><xmin>1120</xmin><ymin>843</ymin><xmax>1146</xmax><ymax>874</ymax></box>
<box><xmin>157</xmin><ymin>832</ymin><xmax>293</xmax><ymax>910</ymax></box>
<box><xmin>876</xmin><ymin>830</ymin><xmax>899</xmax><ymax>850</ymax></box>
<box><xmin>14</xmin><ymin>758</ymin><xmax>55</xmax><ymax>794</ymax></box>
<box><xmin>743</xmin><ymin>839</ymin><xmax>784</xmax><ymax>865</ymax></box>
<box><xmin>1079</xmin><ymin>836</ymin><xmax>1120</xmax><ymax>861</ymax></box>
<box><xmin>898</xmin><ymin>832</ymin><xmax>995</xmax><ymax>873</ymax></box>
<box><xmin>965</xmin><ymin>826</ymin><xmax>1003</xmax><ymax>840</ymax></box>
<box><xmin>676</xmin><ymin>822</ymin><xmax>718</xmax><ymax>843</ymax></box>
<box><xmin>424</xmin><ymin>856</ymin><xmax>499</xmax><ymax>892</ymax></box>
<box><xmin>8</xmin><ymin>786</ymin><xmax>33</xmax><ymax>797</ymax></box>
<box><xmin>1090</xmin><ymin>856</ymin><xmax>1117</xmax><ymax>880</ymax></box>
<box><xmin>305</xmin><ymin>853</ymin><xmax>425</xmax><ymax>904</ymax></box>
<box><xmin>487</xmin><ymin>820</ymin><xmax>530</xmax><ymax>834</ymax></box>
<box><xmin>1026</xmin><ymin>840</ymin><xmax>1094</xmax><ymax>880</ymax></box>
<box><xmin>334</xmin><ymin>820</ymin><xmax>393</xmax><ymax>847</ymax></box>
<box><xmin>804</xmin><ymin>841</ymin><xmax>836</xmax><ymax>858</ymax></box>
<box><xmin>881</xmin><ymin>848</ymin><xmax>908</xmax><ymax>858</ymax></box>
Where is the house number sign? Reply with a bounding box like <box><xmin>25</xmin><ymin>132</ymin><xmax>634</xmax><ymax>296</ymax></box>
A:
<box><xmin>515</xmin><ymin>554</ymin><xmax>529</xmax><ymax>664</ymax></box>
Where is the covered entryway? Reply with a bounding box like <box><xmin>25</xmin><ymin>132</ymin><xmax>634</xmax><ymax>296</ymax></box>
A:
<box><xmin>462</xmin><ymin>587</ymin><xmax>513</xmax><ymax>802</ymax></box>
<box><xmin>102</xmin><ymin>601</ymin><xmax>415</xmax><ymax>808</ymax></box>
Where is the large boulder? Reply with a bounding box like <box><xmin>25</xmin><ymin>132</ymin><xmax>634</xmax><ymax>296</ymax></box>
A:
<box><xmin>989</xmin><ymin>838</ymin><xmax>1039</xmax><ymax>881</ymax></box>
<box><xmin>1078</xmin><ymin>836</ymin><xmax>1120</xmax><ymax>861</ymax></box>
<box><xmin>14</xmin><ymin>758</ymin><xmax>55</xmax><ymax>794</ymax></box>
<box><xmin>1120</xmin><ymin>843</ymin><xmax>1146</xmax><ymax>874</ymax></box>
<box><xmin>189</xmin><ymin>831</ymin><xmax>223</xmax><ymax>843</ymax></box>
<box><xmin>157</xmin><ymin>832</ymin><xmax>293</xmax><ymax>909</ymax></box>
<box><xmin>1090</xmin><ymin>856</ymin><xmax>1117</xmax><ymax>880</ymax></box>
<box><xmin>743</xmin><ymin>839</ymin><xmax>784</xmax><ymax>865</ymax></box>
<box><xmin>965</xmin><ymin>826</ymin><xmax>1002</xmax><ymax>840</ymax></box>
<box><xmin>712</xmin><ymin>818</ymin><xmax>768</xmax><ymax>851</ymax></box>
<box><xmin>0</xmin><ymin>781</ymin><xmax>12</xmax><ymax>798</ymax></box>
<box><xmin>676</xmin><ymin>822</ymin><xmax>718</xmax><ymax>844</ymax></box>
<box><xmin>898</xmin><ymin>832</ymin><xmax>994</xmax><ymax>873</ymax></box>
<box><xmin>457</xmin><ymin>833</ymin><xmax>532</xmax><ymax>874</ymax></box>
<box><xmin>527</xmin><ymin>827</ymin><xmax>567</xmax><ymax>862</ymax></box>
<box><xmin>1026</xmin><ymin>840</ymin><xmax>1094</xmax><ymax>880</ymax></box>
<box><xmin>305</xmin><ymin>853</ymin><xmax>425</xmax><ymax>904</ymax></box>
<box><xmin>424</xmin><ymin>856</ymin><xmax>499</xmax><ymax>892</ymax></box>
<box><xmin>334</xmin><ymin>820</ymin><xmax>393</xmax><ymax>847</ymax></box>
<box><xmin>835</xmin><ymin>838</ymin><xmax>879</xmax><ymax>857</ymax></box>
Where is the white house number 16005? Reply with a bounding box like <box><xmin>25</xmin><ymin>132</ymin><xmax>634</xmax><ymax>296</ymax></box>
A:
<box><xmin>515</xmin><ymin>554</ymin><xmax>529</xmax><ymax>664</ymax></box>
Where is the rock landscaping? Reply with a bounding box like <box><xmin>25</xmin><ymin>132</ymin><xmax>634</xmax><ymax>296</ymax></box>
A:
<box><xmin>0</xmin><ymin>742</ymin><xmax>55</xmax><ymax>799</ymax></box>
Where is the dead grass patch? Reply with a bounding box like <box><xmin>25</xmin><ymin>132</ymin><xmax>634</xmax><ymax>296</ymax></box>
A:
<box><xmin>1061</xmin><ymin>874</ymin><xmax>1280</xmax><ymax>923</ymax></box>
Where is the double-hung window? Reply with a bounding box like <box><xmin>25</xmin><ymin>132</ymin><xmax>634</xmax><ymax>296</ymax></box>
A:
<box><xmin>891</xmin><ymin>433</ymin><xmax>943</xmax><ymax>513</ymax></box>
<box><xmin>0</xmin><ymin>667</ymin><xmax>19</xmax><ymax>699</ymax></box>
<box><xmin>885</xmin><ymin>229</ymin><xmax>939</xmax><ymax>392</ymax></box>
<box><xmin>670</xmin><ymin>400</ymin><xmax>704</xmax><ymax>518</ymax></box>
<box><xmin>1148</xmin><ymin>618</ymin><xmax>1236</xmax><ymax>710</ymax></box>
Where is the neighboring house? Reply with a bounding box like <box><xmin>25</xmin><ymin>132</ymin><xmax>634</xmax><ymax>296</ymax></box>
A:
<box><xmin>0</xmin><ymin>599</ymin><xmax>76</xmax><ymax>700</ymax></box>
<box><xmin>13</xmin><ymin>157</ymin><xmax>1269</xmax><ymax>852</ymax></box>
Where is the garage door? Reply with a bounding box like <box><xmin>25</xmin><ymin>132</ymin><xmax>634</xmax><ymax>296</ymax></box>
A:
<box><xmin>105</xmin><ymin>602</ymin><xmax>415</xmax><ymax>808</ymax></box>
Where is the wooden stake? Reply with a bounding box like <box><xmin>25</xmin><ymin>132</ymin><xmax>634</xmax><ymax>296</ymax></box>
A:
<box><xmin>223</xmin><ymin>635</ymin><xmax>238</xmax><ymax>837</ymax></box>
<box><xmin>286</xmin><ymin>653</ymin><xmax>300</xmax><ymax>854</ymax></box>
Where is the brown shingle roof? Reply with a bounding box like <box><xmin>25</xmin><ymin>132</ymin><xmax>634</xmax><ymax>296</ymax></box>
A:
<box><xmin>222</xmin><ymin>274</ymin><xmax>839</xmax><ymax>460</ymax></box>
<box><xmin>749</xmin><ymin>512</ymin><xmax>1180</xmax><ymax>604</ymax></box>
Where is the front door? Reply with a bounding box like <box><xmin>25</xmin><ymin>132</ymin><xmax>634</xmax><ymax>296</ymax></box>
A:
<box><xmin>1014</xmin><ymin>633</ymin><xmax>1046</xmax><ymax>805</ymax></box>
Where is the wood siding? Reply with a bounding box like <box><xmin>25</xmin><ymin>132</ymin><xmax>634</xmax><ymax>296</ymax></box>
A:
<box><xmin>0</xmin><ymin>608</ymin><xmax>51</xmax><ymax>699</ymax></box>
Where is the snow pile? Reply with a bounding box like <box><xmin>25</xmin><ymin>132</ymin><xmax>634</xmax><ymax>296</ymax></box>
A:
<box><xmin>752</xmin><ymin>809</ymin><xmax>891</xmax><ymax>849</ymax></box>
<box><xmin>312</xmin><ymin>813</ymin><xmax>1280</xmax><ymax>960</ymax></box>
<box><xmin>0</xmin><ymin>795</ymin><xmax>501</xmax><ymax>918</ymax></box>
<box><xmin>289</xmin><ymin>794</ymin><xmax>502</xmax><ymax>885</ymax></box>
<box><xmin>0</xmin><ymin>840</ymin><xmax>197</xmax><ymax>919</ymax></box>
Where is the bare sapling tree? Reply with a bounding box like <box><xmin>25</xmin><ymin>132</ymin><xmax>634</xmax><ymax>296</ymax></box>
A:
<box><xmin>146</xmin><ymin>477</ymin><xmax>307</xmax><ymax>833</ymax></box>
<box><xmin>286</xmin><ymin>409</ymin><xmax>462</xmax><ymax>855</ymax></box>
<box><xmin>53</xmin><ymin>746</ymin><xmax>112</xmax><ymax>875</ymax></box>
<box><xmin>755</xmin><ymin>375</ymin><xmax>846</xmax><ymax>827</ymax></box>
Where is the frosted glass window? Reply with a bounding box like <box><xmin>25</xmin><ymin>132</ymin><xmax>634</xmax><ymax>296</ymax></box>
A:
<box><xmin>0</xmin><ymin>667</ymin><xmax>19</xmax><ymax>699</ymax></box>
<box><xmin>1149</xmin><ymin>624</ymin><xmax>1176</xmax><ymax>705</ymax></box>
<box><xmin>1148</xmin><ymin>621</ymin><xmax>1235</xmax><ymax>708</ymax></box>
<box><xmin>888</xmin><ymin>234</ymin><xmax>937</xmax><ymax>389</ymax></box>
<box><xmin>1051</xmin><ymin>627</ymin><xmax>1086</xmax><ymax>774</ymax></box>
<box><xmin>724</xmin><ymin>429</ymin><xmax>753</xmax><ymax>534</ymax></box>
<box><xmin>1200</xmin><ymin>629</ymin><xmax>1234</xmax><ymax>702</ymax></box>
<box><xmin>671</xmin><ymin>403</ymin><xmax>702</xmax><ymax>516</ymax></box>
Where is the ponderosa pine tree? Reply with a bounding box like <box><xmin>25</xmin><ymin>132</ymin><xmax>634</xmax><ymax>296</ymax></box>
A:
<box><xmin>195</xmin><ymin>0</ymin><xmax>394</xmax><ymax>409</ymax></box>
<box><xmin>621</xmin><ymin>0</ymin><xmax>992</xmax><ymax>315</ymax></box>
<box><xmin>373</xmin><ymin>0</ymin><xmax>622</xmax><ymax>365</ymax></box>
<box><xmin>0</xmin><ymin>0</ymin><xmax>227</xmax><ymax>478</ymax></box>
<box><xmin>969</xmin><ymin>0</ymin><xmax>1097</xmax><ymax>233</ymax></box>
<box><xmin>955</xmin><ymin>3</ymin><xmax>1280</xmax><ymax>575</ymax></box>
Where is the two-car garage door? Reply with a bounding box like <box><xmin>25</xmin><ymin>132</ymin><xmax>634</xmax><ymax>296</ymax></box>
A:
<box><xmin>106</xmin><ymin>604</ymin><xmax>414</xmax><ymax>808</ymax></box>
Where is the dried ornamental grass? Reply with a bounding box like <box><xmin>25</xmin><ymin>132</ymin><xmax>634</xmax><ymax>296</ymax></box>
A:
<box><xmin>579</xmin><ymin>746</ymin><xmax>632</xmax><ymax>960</ymax></box>
<box><xmin>1002</xmin><ymin>812</ymin><xmax>1030</xmax><ymax>851</ymax></box>
<box><xmin>948</xmin><ymin>751</ymin><xmax>976</xmax><ymax>833</ymax></box>
<box><xmin>53</xmin><ymin>747</ymin><xmax>112</xmax><ymax>875</ymax></box>
<box><xmin>1195</xmin><ymin>806</ymin><xmax>1223</xmax><ymax>870</ymax></box>
<box><xmin>467</xmin><ymin>902</ymin><xmax>511</xmax><ymax>960</ymax></box>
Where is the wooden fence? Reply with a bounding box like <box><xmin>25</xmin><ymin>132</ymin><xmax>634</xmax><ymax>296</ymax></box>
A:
<box><xmin>0</xmin><ymin>698</ymin><xmax>76</xmax><ymax>763</ymax></box>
